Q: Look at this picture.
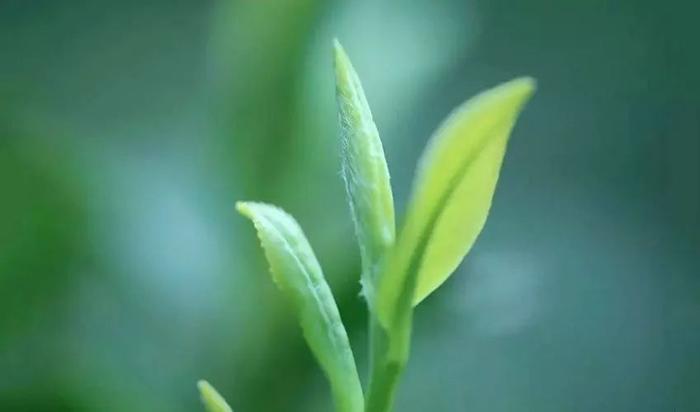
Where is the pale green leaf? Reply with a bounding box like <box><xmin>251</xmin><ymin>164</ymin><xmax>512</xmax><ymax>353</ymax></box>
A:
<box><xmin>377</xmin><ymin>78</ymin><xmax>535</xmax><ymax>328</ymax></box>
<box><xmin>236</xmin><ymin>202</ymin><xmax>364</xmax><ymax>412</ymax></box>
<box><xmin>333</xmin><ymin>39</ymin><xmax>395</xmax><ymax>304</ymax></box>
<box><xmin>197</xmin><ymin>380</ymin><xmax>233</xmax><ymax>412</ymax></box>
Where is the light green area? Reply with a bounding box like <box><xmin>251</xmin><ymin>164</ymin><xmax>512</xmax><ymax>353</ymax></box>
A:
<box><xmin>378</xmin><ymin>78</ymin><xmax>536</xmax><ymax>326</ymax></box>
<box><xmin>333</xmin><ymin>39</ymin><xmax>396</xmax><ymax>307</ymax></box>
<box><xmin>236</xmin><ymin>202</ymin><xmax>364</xmax><ymax>412</ymax></box>
<box><xmin>410</xmin><ymin>79</ymin><xmax>535</xmax><ymax>305</ymax></box>
<box><xmin>365</xmin><ymin>78</ymin><xmax>534</xmax><ymax>412</ymax></box>
<box><xmin>198</xmin><ymin>381</ymin><xmax>233</xmax><ymax>412</ymax></box>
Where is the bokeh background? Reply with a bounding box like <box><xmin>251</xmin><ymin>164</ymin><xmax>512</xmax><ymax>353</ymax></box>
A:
<box><xmin>1</xmin><ymin>0</ymin><xmax>699</xmax><ymax>411</ymax></box>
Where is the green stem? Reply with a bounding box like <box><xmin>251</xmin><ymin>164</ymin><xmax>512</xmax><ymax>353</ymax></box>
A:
<box><xmin>365</xmin><ymin>318</ymin><xmax>407</xmax><ymax>412</ymax></box>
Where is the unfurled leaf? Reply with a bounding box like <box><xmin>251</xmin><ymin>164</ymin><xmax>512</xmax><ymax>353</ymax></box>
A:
<box><xmin>236</xmin><ymin>202</ymin><xmax>364</xmax><ymax>412</ymax></box>
<box><xmin>197</xmin><ymin>380</ymin><xmax>233</xmax><ymax>412</ymax></box>
<box><xmin>377</xmin><ymin>78</ymin><xmax>536</xmax><ymax>328</ymax></box>
<box><xmin>333</xmin><ymin>39</ymin><xmax>395</xmax><ymax>303</ymax></box>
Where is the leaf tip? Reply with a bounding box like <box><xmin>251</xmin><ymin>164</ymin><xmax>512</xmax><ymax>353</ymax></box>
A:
<box><xmin>196</xmin><ymin>379</ymin><xmax>209</xmax><ymax>393</ymax></box>
<box><xmin>503</xmin><ymin>76</ymin><xmax>537</xmax><ymax>106</ymax></box>
<box><xmin>198</xmin><ymin>380</ymin><xmax>232</xmax><ymax>412</ymax></box>
<box><xmin>332</xmin><ymin>37</ymin><xmax>346</xmax><ymax>62</ymax></box>
<box><xmin>235</xmin><ymin>201</ymin><xmax>253</xmax><ymax>219</ymax></box>
<box><xmin>332</xmin><ymin>38</ymin><xmax>354</xmax><ymax>85</ymax></box>
<box><xmin>514</xmin><ymin>75</ymin><xmax>537</xmax><ymax>90</ymax></box>
<box><xmin>332</xmin><ymin>36</ymin><xmax>342</xmax><ymax>52</ymax></box>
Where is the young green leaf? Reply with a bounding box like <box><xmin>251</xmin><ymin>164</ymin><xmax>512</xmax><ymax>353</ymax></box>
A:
<box><xmin>333</xmin><ymin>39</ymin><xmax>395</xmax><ymax>304</ymax></box>
<box><xmin>197</xmin><ymin>380</ymin><xmax>233</xmax><ymax>412</ymax></box>
<box><xmin>377</xmin><ymin>78</ymin><xmax>536</xmax><ymax>328</ymax></box>
<box><xmin>236</xmin><ymin>202</ymin><xmax>364</xmax><ymax>412</ymax></box>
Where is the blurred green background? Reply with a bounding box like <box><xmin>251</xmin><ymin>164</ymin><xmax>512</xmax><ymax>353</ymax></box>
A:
<box><xmin>1</xmin><ymin>0</ymin><xmax>698</xmax><ymax>411</ymax></box>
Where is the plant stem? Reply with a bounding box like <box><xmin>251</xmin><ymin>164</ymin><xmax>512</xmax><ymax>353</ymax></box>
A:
<box><xmin>365</xmin><ymin>318</ymin><xmax>406</xmax><ymax>412</ymax></box>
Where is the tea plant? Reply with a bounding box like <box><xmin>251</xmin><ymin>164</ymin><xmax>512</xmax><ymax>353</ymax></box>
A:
<box><xmin>198</xmin><ymin>39</ymin><xmax>535</xmax><ymax>412</ymax></box>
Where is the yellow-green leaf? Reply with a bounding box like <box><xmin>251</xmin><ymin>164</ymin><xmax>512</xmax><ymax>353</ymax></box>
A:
<box><xmin>197</xmin><ymin>380</ymin><xmax>233</xmax><ymax>412</ymax></box>
<box><xmin>236</xmin><ymin>202</ymin><xmax>364</xmax><ymax>412</ymax></box>
<box><xmin>333</xmin><ymin>39</ymin><xmax>395</xmax><ymax>304</ymax></box>
<box><xmin>377</xmin><ymin>78</ymin><xmax>536</xmax><ymax>328</ymax></box>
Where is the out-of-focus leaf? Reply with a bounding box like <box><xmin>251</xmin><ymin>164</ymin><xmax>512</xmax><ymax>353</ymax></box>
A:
<box><xmin>198</xmin><ymin>380</ymin><xmax>233</xmax><ymax>412</ymax></box>
<box><xmin>333</xmin><ymin>39</ymin><xmax>395</xmax><ymax>304</ymax></box>
<box><xmin>208</xmin><ymin>0</ymin><xmax>327</xmax><ymax>197</ymax></box>
<box><xmin>236</xmin><ymin>202</ymin><xmax>364</xmax><ymax>412</ymax></box>
<box><xmin>377</xmin><ymin>78</ymin><xmax>536</xmax><ymax>329</ymax></box>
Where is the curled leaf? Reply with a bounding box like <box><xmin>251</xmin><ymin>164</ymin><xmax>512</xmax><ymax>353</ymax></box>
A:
<box><xmin>333</xmin><ymin>39</ymin><xmax>395</xmax><ymax>303</ymax></box>
<box><xmin>377</xmin><ymin>78</ymin><xmax>536</xmax><ymax>328</ymax></box>
<box><xmin>197</xmin><ymin>380</ymin><xmax>233</xmax><ymax>412</ymax></box>
<box><xmin>236</xmin><ymin>202</ymin><xmax>364</xmax><ymax>412</ymax></box>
